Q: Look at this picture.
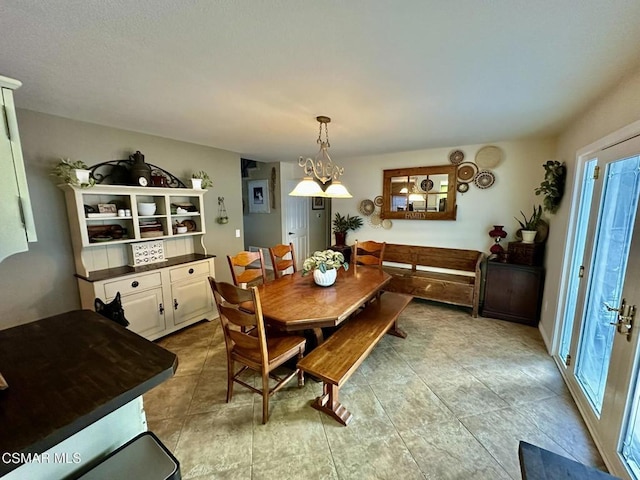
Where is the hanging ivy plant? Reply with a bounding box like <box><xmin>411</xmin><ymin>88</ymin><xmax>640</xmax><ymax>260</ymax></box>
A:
<box><xmin>535</xmin><ymin>160</ymin><xmax>566</xmax><ymax>214</ymax></box>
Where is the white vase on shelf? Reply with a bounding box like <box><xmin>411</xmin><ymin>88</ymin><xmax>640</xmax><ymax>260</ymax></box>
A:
<box><xmin>313</xmin><ymin>268</ymin><xmax>337</xmax><ymax>287</ymax></box>
<box><xmin>191</xmin><ymin>178</ymin><xmax>203</xmax><ymax>190</ymax></box>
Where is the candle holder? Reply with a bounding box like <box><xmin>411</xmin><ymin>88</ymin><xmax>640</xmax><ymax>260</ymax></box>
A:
<box><xmin>488</xmin><ymin>225</ymin><xmax>507</xmax><ymax>256</ymax></box>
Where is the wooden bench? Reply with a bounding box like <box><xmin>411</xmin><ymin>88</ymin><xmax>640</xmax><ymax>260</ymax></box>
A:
<box><xmin>297</xmin><ymin>292</ymin><xmax>412</xmax><ymax>425</ymax></box>
<box><xmin>382</xmin><ymin>243</ymin><xmax>483</xmax><ymax>317</ymax></box>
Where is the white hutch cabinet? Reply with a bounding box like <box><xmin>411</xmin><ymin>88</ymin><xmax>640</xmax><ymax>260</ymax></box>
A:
<box><xmin>61</xmin><ymin>184</ymin><xmax>217</xmax><ymax>340</ymax></box>
<box><xmin>0</xmin><ymin>75</ymin><xmax>37</xmax><ymax>263</ymax></box>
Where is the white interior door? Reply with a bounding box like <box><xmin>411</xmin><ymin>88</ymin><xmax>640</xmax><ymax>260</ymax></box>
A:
<box><xmin>559</xmin><ymin>136</ymin><xmax>640</xmax><ymax>478</ymax></box>
<box><xmin>285</xmin><ymin>181</ymin><xmax>309</xmax><ymax>269</ymax></box>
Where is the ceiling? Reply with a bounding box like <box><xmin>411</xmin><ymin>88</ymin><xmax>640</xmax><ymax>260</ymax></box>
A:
<box><xmin>2</xmin><ymin>1</ymin><xmax>640</xmax><ymax>162</ymax></box>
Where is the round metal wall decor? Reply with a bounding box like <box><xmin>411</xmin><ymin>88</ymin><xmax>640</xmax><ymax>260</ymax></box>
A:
<box><xmin>457</xmin><ymin>182</ymin><xmax>469</xmax><ymax>193</ymax></box>
<box><xmin>449</xmin><ymin>149</ymin><xmax>465</xmax><ymax>165</ymax></box>
<box><xmin>474</xmin><ymin>170</ymin><xmax>496</xmax><ymax>189</ymax></box>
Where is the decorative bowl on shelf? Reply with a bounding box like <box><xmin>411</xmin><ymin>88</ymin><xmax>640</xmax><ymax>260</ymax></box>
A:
<box><xmin>137</xmin><ymin>202</ymin><xmax>156</xmax><ymax>216</ymax></box>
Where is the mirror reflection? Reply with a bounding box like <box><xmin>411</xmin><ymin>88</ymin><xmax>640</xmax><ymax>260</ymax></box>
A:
<box><xmin>382</xmin><ymin>165</ymin><xmax>457</xmax><ymax>220</ymax></box>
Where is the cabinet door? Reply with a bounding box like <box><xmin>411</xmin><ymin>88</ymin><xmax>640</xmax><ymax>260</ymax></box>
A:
<box><xmin>171</xmin><ymin>276</ymin><xmax>212</xmax><ymax>327</ymax></box>
<box><xmin>0</xmin><ymin>87</ymin><xmax>36</xmax><ymax>263</ymax></box>
<box><xmin>483</xmin><ymin>263</ymin><xmax>544</xmax><ymax>324</ymax></box>
<box><xmin>112</xmin><ymin>287</ymin><xmax>166</xmax><ymax>338</ymax></box>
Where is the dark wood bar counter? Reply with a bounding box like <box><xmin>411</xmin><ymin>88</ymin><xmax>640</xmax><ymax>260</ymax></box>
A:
<box><xmin>0</xmin><ymin>310</ymin><xmax>177</xmax><ymax>477</ymax></box>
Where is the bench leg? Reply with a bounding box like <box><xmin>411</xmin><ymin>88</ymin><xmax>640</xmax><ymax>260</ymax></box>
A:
<box><xmin>387</xmin><ymin>319</ymin><xmax>407</xmax><ymax>338</ymax></box>
<box><xmin>311</xmin><ymin>383</ymin><xmax>353</xmax><ymax>426</ymax></box>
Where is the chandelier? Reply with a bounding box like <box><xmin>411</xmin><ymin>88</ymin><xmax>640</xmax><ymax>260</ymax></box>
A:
<box><xmin>289</xmin><ymin>116</ymin><xmax>352</xmax><ymax>198</ymax></box>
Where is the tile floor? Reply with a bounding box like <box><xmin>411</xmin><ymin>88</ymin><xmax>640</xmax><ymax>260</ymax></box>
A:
<box><xmin>143</xmin><ymin>299</ymin><xmax>606</xmax><ymax>479</ymax></box>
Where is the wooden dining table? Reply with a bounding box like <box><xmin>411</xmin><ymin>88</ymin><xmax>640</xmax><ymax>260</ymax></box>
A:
<box><xmin>256</xmin><ymin>265</ymin><xmax>403</xmax><ymax>343</ymax></box>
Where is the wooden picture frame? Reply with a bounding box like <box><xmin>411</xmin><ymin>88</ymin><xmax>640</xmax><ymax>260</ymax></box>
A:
<box><xmin>312</xmin><ymin>197</ymin><xmax>325</xmax><ymax>210</ymax></box>
<box><xmin>248</xmin><ymin>179</ymin><xmax>270</xmax><ymax>213</ymax></box>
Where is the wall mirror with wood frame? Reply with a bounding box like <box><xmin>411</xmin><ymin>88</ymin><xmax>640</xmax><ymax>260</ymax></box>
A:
<box><xmin>382</xmin><ymin>165</ymin><xmax>457</xmax><ymax>220</ymax></box>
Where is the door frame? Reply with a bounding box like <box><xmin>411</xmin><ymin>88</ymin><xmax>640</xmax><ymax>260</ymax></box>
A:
<box><xmin>552</xmin><ymin>119</ymin><xmax>640</xmax><ymax>476</ymax></box>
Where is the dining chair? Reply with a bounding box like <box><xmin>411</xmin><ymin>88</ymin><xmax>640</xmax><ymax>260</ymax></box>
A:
<box><xmin>268</xmin><ymin>243</ymin><xmax>297</xmax><ymax>279</ymax></box>
<box><xmin>227</xmin><ymin>250</ymin><xmax>268</xmax><ymax>287</ymax></box>
<box><xmin>352</xmin><ymin>240</ymin><xmax>386</xmax><ymax>269</ymax></box>
<box><xmin>208</xmin><ymin>277</ymin><xmax>306</xmax><ymax>424</ymax></box>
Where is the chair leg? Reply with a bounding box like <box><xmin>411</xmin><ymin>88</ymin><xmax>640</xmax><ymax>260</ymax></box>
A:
<box><xmin>297</xmin><ymin>349</ymin><xmax>305</xmax><ymax>387</ymax></box>
<box><xmin>226</xmin><ymin>359</ymin><xmax>234</xmax><ymax>403</ymax></box>
<box><xmin>262</xmin><ymin>371</ymin><xmax>270</xmax><ymax>424</ymax></box>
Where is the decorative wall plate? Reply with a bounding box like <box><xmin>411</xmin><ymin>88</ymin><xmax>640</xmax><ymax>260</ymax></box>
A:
<box><xmin>382</xmin><ymin>219</ymin><xmax>392</xmax><ymax>229</ymax></box>
<box><xmin>449</xmin><ymin>149</ymin><xmax>465</xmax><ymax>165</ymax></box>
<box><xmin>474</xmin><ymin>170</ymin><xmax>496</xmax><ymax>189</ymax></box>
<box><xmin>457</xmin><ymin>162</ymin><xmax>478</xmax><ymax>182</ymax></box>
<box><xmin>374</xmin><ymin>195</ymin><xmax>383</xmax><ymax>207</ymax></box>
<box><xmin>420</xmin><ymin>178</ymin><xmax>434</xmax><ymax>191</ymax></box>
<box><xmin>183</xmin><ymin>219</ymin><xmax>197</xmax><ymax>231</ymax></box>
<box><xmin>369</xmin><ymin>212</ymin><xmax>382</xmax><ymax>228</ymax></box>
<box><xmin>475</xmin><ymin>146</ymin><xmax>503</xmax><ymax>169</ymax></box>
<box><xmin>359</xmin><ymin>199</ymin><xmax>375</xmax><ymax>216</ymax></box>
<box><xmin>457</xmin><ymin>182</ymin><xmax>469</xmax><ymax>193</ymax></box>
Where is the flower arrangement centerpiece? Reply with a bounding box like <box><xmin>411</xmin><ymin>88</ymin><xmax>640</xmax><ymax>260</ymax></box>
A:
<box><xmin>302</xmin><ymin>249</ymin><xmax>349</xmax><ymax>287</ymax></box>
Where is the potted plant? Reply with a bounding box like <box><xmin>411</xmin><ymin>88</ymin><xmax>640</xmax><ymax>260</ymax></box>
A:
<box><xmin>332</xmin><ymin>212</ymin><xmax>363</xmax><ymax>246</ymax></box>
<box><xmin>191</xmin><ymin>170</ymin><xmax>213</xmax><ymax>190</ymax></box>
<box><xmin>515</xmin><ymin>205</ymin><xmax>542</xmax><ymax>243</ymax></box>
<box><xmin>51</xmin><ymin>158</ymin><xmax>95</xmax><ymax>188</ymax></box>
<box><xmin>302</xmin><ymin>249</ymin><xmax>349</xmax><ymax>286</ymax></box>
<box><xmin>535</xmin><ymin>160</ymin><xmax>567</xmax><ymax>214</ymax></box>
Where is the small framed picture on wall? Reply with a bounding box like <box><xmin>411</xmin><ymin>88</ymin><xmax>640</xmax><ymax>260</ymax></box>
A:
<box><xmin>312</xmin><ymin>197</ymin><xmax>325</xmax><ymax>210</ymax></box>
<box><xmin>248</xmin><ymin>179</ymin><xmax>270</xmax><ymax>213</ymax></box>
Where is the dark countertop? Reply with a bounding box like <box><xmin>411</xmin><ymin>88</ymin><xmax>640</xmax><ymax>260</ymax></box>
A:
<box><xmin>0</xmin><ymin>310</ymin><xmax>177</xmax><ymax>477</ymax></box>
<box><xmin>76</xmin><ymin>253</ymin><xmax>215</xmax><ymax>282</ymax></box>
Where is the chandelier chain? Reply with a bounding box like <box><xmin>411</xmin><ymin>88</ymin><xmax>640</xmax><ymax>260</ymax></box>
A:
<box><xmin>317</xmin><ymin>120</ymin><xmax>330</xmax><ymax>148</ymax></box>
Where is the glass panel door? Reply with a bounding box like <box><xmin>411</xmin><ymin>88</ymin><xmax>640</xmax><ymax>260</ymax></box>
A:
<box><xmin>574</xmin><ymin>154</ymin><xmax>640</xmax><ymax>413</ymax></box>
<box><xmin>559</xmin><ymin>134</ymin><xmax>640</xmax><ymax>478</ymax></box>
<box><xmin>559</xmin><ymin>159</ymin><xmax>597</xmax><ymax>363</ymax></box>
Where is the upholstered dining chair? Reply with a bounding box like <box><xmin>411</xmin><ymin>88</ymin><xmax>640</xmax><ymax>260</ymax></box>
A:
<box><xmin>227</xmin><ymin>250</ymin><xmax>268</xmax><ymax>287</ymax></box>
<box><xmin>268</xmin><ymin>243</ymin><xmax>297</xmax><ymax>279</ymax></box>
<box><xmin>352</xmin><ymin>240</ymin><xmax>386</xmax><ymax>269</ymax></box>
<box><xmin>208</xmin><ymin>277</ymin><xmax>306</xmax><ymax>424</ymax></box>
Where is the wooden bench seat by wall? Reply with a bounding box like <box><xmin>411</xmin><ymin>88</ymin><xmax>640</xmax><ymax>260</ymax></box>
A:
<box><xmin>382</xmin><ymin>243</ymin><xmax>483</xmax><ymax>317</ymax></box>
<box><xmin>297</xmin><ymin>292</ymin><xmax>412</xmax><ymax>425</ymax></box>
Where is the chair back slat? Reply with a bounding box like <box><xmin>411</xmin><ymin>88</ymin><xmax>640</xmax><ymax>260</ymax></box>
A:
<box><xmin>353</xmin><ymin>240</ymin><xmax>386</xmax><ymax>269</ymax></box>
<box><xmin>268</xmin><ymin>243</ymin><xmax>297</xmax><ymax>279</ymax></box>
<box><xmin>227</xmin><ymin>250</ymin><xmax>267</xmax><ymax>286</ymax></box>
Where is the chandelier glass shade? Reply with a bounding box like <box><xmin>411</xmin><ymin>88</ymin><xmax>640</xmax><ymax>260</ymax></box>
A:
<box><xmin>289</xmin><ymin>116</ymin><xmax>352</xmax><ymax>198</ymax></box>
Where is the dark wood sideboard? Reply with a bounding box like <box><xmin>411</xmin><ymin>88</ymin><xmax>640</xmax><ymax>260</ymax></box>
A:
<box><xmin>482</xmin><ymin>260</ymin><xmax>545</xmax><ymax>326</ymax></box>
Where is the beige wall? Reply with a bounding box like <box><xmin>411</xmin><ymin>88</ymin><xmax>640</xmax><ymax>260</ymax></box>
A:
<box><xmin>0</xmin><ymin>109</ymin><xmax>244</xmax><ymax>329</ymax></box>
<box><xmin>333</xmin><ymin>138</ymin><xmax>557</xmax><ymax>252</ymax></box>
<box><xmin>540</xmin><ymin>67</ymin><xmax>640</xmax><ymax>346</ymax></box>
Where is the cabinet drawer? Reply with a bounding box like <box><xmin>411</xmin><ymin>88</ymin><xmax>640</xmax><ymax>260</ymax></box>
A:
<box><xmin>169</xmin><ymin>261</ymin><xmax>210</xmax><ymax>283</ymax></box>
<box><xmin>105</xmin><ymin>272</ymin><xmax>162</xmax><ymax>298</ymax></box>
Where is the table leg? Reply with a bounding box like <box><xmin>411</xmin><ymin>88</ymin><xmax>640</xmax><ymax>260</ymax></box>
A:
<box><xmin>312</xmin><ymin>327</ymin><xmax>324</xmax><ymax>345</ymax></box>
<box><xmin>311</xmin><ymin>383</ymin><xmax>353</xmax><ymax>426</ymax></box>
